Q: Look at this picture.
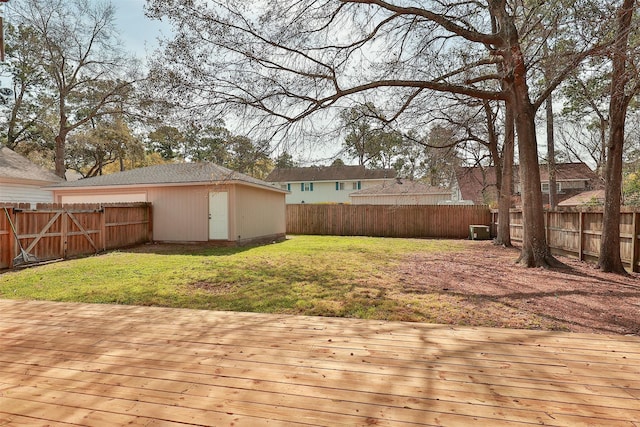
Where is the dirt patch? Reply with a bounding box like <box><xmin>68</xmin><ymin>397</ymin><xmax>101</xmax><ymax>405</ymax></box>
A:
<box><xmin>399</xmin><ymin>240</ymin><xmax>640</xmax><ymax>335</ymax></box>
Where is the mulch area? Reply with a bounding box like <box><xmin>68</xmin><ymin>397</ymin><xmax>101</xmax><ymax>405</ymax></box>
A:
<box><xmin>399</xmin><ymin>240</ymin><xmax>640</xmax><ymax>335</ymax></box>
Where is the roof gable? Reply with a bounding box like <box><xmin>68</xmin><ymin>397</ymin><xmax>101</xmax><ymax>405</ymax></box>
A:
<box><xmin>455</xmin><ymin>166</ymin><xmax>498</xmax><ymax>204</ymax></box>
<box><xmin>0</xmin><ymin>147</ymin><xmax>62</xmax><ymax>184</ymax></box>
<box><xmin>49</xmin><ymin>162</ymin><xmax>283</xmax><ymax>192</ymax></box>
<box><xmin>265</xmin><ymin>165</ymin><xmax>396</xmax><ymax>182</ymax></box>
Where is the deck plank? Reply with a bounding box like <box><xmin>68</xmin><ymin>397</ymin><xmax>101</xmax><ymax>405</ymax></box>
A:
<box><xmin>0</xmin><ymin>299</ymin><xmax>638</xmax><ymax>426</ymax></box>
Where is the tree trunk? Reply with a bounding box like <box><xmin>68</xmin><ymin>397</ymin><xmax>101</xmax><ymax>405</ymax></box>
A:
<box><xmin>546</xmin><ymin>94</ymin><xmax>557</xmax><ymax>209</ymax></box>
<box><xmin>598</xmin><ymin>0</ymin><xmax>635</xmax><ymax>274</ymax></box>
<box><xmin>54</xmin><ymin>132</ymin><xmax>67</xmax><ymax>179</ymax></box>
<box><xmin>513</xmin><ymin>96</ymin><xmax>555</xmax><ymax>267</ymax></box>
<box><xmin>496</xmin><ymin>103</ymin><xmax>514</xmax><ymax>247</ymax></box>
<box><xmin>600</xmin><ymin>116</ymin><xmax>626</xmax><ymax>273</ymax></box>
<box><xmin>494</xmin><ymin>3</ymin><xmax>556</xmax><ymax>267</ymax></box>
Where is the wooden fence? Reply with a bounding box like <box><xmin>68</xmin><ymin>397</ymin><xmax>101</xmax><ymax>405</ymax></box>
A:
<box><xmin>494</xmin><ymin>208</ymin><xmax>640</xmax><ymax>272</ymax></box>
<box><xmin>287</xmin><ymin>204</ymin><xmax>492</xmax><ymax>239</ymax></box>
<box><xmin>0</xmin><ymin>202</ymin><xmax>152</xmax><ymax>269</ymax></box>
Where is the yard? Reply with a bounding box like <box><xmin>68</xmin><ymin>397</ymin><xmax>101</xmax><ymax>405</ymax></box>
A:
<box><xmin>1</xmin><ymin>235</ymin><xmax>638</xmax><ymax>335</ymax></box>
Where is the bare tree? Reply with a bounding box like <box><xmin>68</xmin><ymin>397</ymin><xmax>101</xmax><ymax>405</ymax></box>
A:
<box><xmin>9</xmin><ymin>0</ymin><xmax>139</xmax><ymax>178</ymax></box>
<box><xmin>147</xmin><ymin>0</ymin><xmax>605</xmax><ymax>267</ymax></box>
<box><xmin>599</xmin><ymin>0</ymin><xmax>639</xmax><ymax>273</ymax></box>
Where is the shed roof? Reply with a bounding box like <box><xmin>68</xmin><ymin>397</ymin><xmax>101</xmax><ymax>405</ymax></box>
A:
<box><xmin>265</xmin><ymin>165</ymin><xmax>396</xmax><ymax>182</ymax></box>
<box><xmin>0</xmin><ymin>146</ymin><xmax>62</xmax><ymax>183</ymax></box>
<box><xmin>350</xmin><ymin>179</ymin><xmax>450</xmax><ymax>196</ymax></box>
<box><xmin>49</xmin><ymin>162</ymin><xmax>284</xmax><ymax>192</ymax></box>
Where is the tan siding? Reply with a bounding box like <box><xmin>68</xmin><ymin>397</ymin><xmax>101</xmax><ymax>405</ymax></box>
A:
<box><xmin>147</xmin><ymin>186</ymin><xmax>215</xmax><ymax>242</ymax></box>
<box><xmin>53</xmin><ymin>183</ymin><xmax>284</xmax><ymax>243</ymax></box>
<box><xmin>235</xmin><ymin>186</ymin><xmax>286</xmax><ymax>241</ymax></box>
<box><xmin>59</xmin><ymin>192</ymin><xmax>147</xmax><ymax>203</ymax></box>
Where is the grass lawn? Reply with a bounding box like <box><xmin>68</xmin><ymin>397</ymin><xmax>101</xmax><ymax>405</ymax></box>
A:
<box><xmin>0</xmin><ymin>236</ymin><xmax>466</xmax><ymax>321</ymax></box>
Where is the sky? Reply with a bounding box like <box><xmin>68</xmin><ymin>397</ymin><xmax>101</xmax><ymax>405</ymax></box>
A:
<box><xmin>113</xmin><ymin>0</ymin><xmax>171</xmax><ymax>61</ymax></box>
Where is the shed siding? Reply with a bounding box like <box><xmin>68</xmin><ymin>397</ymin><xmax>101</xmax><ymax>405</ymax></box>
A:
<box><xmin>147</xmin><ymin>185</ymin><xmax>219</xmax><ymax>242</ymax></box>
<box><xmin>235</xmin><ymin>185</ymin><xmax>286</xmax><ymax>240</ymax></box>
<box><xmin>59</xmin><ymin>192</ymin><xmax>147</xmax><ymax>203</ymax></box>
<box><xmin>0</xmin><ymin>182</ymin><xmax>54</xmax><ymax>204</ymax></box>
<box><xmin>52</xmin><ymin>182</ymin><xmax>285</xmax><ymax>243</ymax></box>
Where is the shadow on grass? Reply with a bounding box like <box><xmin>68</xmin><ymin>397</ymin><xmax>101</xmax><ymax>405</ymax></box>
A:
<box><xmin>120</xmin><ymin>241</ymin><xmax>272</xmax><ymax>257</ymax></box>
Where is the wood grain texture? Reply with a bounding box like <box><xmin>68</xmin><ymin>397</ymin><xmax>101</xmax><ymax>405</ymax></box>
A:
<box><xmin>0</xmin><ymin>299</ymin><xmax>638</xmax><ymax>426</ymax></box>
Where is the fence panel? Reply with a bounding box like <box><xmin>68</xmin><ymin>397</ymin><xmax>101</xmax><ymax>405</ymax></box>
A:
<box><xmin>286</xmin><ymin>204</ymin><xmax>492</xmax><ymax>239</ymax></box>
<box><xmin>104</xmin><ymin>203</ymin><xmax>152</xmax><ymax>250</ymax></box>
<box><xmin>0</xmin><ymin>203</ymin><xmax>152</xmax><ymax>269</ymax></box>
<box><xmin>503</xmin><ymin>208</ymin><xmax>640</xmax><ymax>272</ymax></box>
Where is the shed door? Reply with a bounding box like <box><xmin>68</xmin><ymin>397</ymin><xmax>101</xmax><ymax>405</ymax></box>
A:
<box><xmin>209</xmin><ymin>191</ymin><xmax>229</xmax><ymax>240</ymax></box>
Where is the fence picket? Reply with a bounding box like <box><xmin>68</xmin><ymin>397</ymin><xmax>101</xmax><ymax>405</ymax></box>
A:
<box><xmin>0</xmin><ymin>203</ymin><xmax>151</xmax><ymax>269</ymax></box>
<box><xmin>286</xmin><ymin>204</ymin><xmax>491</xmax><ymax>239</ymax></box>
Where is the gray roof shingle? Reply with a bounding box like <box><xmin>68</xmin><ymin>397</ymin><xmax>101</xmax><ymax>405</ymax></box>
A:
<box><xmin>0</xmin><ymin>146</ymin><xmax>62</xmax><ymax>183</ymax></box>
<box><xmin>49</xmin><ymin>162</ymin><xmax>283</xmax><ymax>192</ymax></box>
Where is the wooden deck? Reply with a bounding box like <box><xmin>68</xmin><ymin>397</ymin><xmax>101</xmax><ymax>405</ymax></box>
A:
<box><xmin>0</xmin><ymin>299</ymin><xmax>638</xmax><ymax>426</ymax></box>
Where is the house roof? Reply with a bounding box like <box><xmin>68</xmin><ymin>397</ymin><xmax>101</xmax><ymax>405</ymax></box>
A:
<box><xmin>265</xmin><ymin>165</ymin><xmax>396</xmax><ymax>182</ymax></box>
<box><xmin>539</xmin><ymin>162</ymin><xmax>600</xmax><ymax>182</ymax></box>
<box><xmin>350</xmin><ymin>179</ymin><xmax>450</xmax><ymax>196</ymax></box>
<box><xmin>49</xmin><ymin>162</ymin><xmax>284</xmax><ymax>192</ymax></box>
<box><xmin>455</xmin><ymin>166</ymin><xmax>498</xmax><ymax>204</ymax></box>
<box><xmin>558</xmin><ymin>190</ymin><xmax>605</xmax><ymax>207</ymax></box>
<box><xmin>0</xmin><ymin>146</ymin><xmax>62</xmax><ymax>184</ymax></box>
<box><xmin>455</xmin><ymin>162</ymin><xmax>600</xmax><ymax>204</ymax></box>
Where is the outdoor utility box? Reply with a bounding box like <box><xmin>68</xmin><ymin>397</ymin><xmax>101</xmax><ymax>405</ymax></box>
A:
<box><xmin>469</xmin><ymin>225</ymin><xmax>490</xmax><ymax>240</ymax></box>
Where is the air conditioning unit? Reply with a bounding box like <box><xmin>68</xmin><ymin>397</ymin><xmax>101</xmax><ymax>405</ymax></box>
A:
<box><xmin>469</xmin><ymin>225</ymin><xmax>490</xmax><ymax>240</ymax></box>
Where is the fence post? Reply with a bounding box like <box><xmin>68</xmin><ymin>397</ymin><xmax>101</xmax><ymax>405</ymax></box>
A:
<box><xmin>632</xmin><ymin>211</ymin><xmax>639</xmax><ymax>273</ymax></box>
<box><xmin>147</xmin><ymin>204</ymin><xmax>154</xmax><ymax>243</ymax></box>
<box><xmin>7</xmin><ymin>207</ymin><xmax>15</xmax><ymax>269</ymax></box>
<box><xmin>61</xmin><ymin>209</ymin><xmax>68</xmax><ymax>259</ymax></box>
<box><xmin>100</xmin><ymin>205</ymin><xmax>107</xmax><ymax>251</ymax></box>
<box><xmin>579</xmin><ymin>210</ymin><xmax>584</xmax><ymax>262</ymax></box>
<box><xmin>545</xmin><ymin>210</ymin><xmax>550</xmax><ymax>245</ymax></box>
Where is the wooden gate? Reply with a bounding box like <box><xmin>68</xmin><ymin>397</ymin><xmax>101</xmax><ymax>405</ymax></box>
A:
<box><xmin>0</xmin><ymin>203</ymin><xmax>151</xmax><ymax>269</ymax></box>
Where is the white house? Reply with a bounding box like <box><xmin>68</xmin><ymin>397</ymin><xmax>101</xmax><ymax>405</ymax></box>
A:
<box><xmin>265</xmin><ymin>165</ymin><xmax>396</xmax><ymax>204</ymax></box>
<box><xmin>0</xmin><ymin>146</ymin><xmax>63</xmax><ymax>204</ymax></box>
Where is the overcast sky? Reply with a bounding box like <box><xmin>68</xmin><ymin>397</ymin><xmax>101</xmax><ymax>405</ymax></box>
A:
<box><xmin>113</xmin><ymin>0</ymin><xmax>171</xmax><ymax>61</ymax></box>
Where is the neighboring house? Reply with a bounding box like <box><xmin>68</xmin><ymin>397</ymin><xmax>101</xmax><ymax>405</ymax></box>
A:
<box><xmin>349</xmin><ymin>179</ymin><xmax>452</xmax><ymax>205</ymax></box>
<box><xmin>453</xmin><ymin>162</ymin><xmax>601</xmax><ymax>206</ymax></box>
<box><xmin>265</xmin><ymin>165</ymin><xmax>396</xmax><ymax>204</ymax></box>
<box><xmin>49</xmin><ymin>162</ymin><xmax>287</xmax><ymax>245</ymax></box>
<box><xmin>558</xmin><ymin>190</ymin><xmax>605</xmax><ymax>207</ymax></box>
<box><xmin>0</xmin><ymin>146</ymin><xmax>63</xmax><ymax>204</ymax></box>
<box><xmin>452</xmin><ymin>166</ymin><xmax>499</xmax><ymax>205</ymax></box>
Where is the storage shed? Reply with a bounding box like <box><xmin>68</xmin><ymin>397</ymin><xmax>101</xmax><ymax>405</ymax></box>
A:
<box><xmin>0</xmin><ymin>146</ymin><xmax>63</xmax><ymax>203</ymax></box>
<box><xmin>49</xmin><ymin>162</ymin><xmax>287</xmax><ymax>245</ymax></box>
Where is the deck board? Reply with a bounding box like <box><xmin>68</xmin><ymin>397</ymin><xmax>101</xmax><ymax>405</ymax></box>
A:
<box><xmin>0</xmin><ymin>299</ymin><xmax>638</xmax><ymax>426</ymax></box>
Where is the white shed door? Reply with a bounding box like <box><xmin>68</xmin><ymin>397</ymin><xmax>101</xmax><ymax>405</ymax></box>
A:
<box><xmin>209</xmin><ymin>191</ymin><xmax>229</xmax><ymax>240</ymax></box>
